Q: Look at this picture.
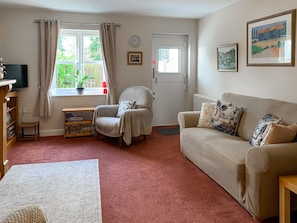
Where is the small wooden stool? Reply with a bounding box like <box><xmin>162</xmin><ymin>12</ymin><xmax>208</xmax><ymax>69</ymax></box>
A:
<box><xmin>19</xmin><ymin>121</ymin><xmax>40</xmax><ymax>141</ymax></box>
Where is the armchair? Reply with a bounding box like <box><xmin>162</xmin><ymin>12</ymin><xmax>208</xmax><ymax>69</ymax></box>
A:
<box><xmin>92</xmin><ymin>86</ymin><xmax>153</xmax><ymax>146</ymax></box>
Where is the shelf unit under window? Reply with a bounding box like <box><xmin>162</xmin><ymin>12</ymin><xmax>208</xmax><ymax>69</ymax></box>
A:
<box><xmin>62</xmin><ymin>107</ymin><xmax>95</xmax><ymax>139</ymax></box>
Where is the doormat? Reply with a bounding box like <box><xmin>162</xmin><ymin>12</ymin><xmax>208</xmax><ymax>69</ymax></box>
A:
<box><xmin>0</xmin><ymin>159</ymin><xmax>102</xmax><ymax>222</ymax></box>
<box><xmin>156</xmin><ymin>127</ymin><xmax>180</xmax><ymax>136</ymax></box>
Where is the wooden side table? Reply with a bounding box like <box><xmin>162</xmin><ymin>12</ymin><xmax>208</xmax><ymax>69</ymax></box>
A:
<box><xmin>279</xmin><ymin>175</ymin><xmax>297</xmax><ymax>223</ymax></box>
<box><xmin>19</xmin><ymin>121</ymin><xmax>40</xmax><ymax>141</ymax></box>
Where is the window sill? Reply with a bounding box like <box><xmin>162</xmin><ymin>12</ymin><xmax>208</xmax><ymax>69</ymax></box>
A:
<box><xmin>50</xmin><ymin>88</ymin><xmax>107</xmax><ymax>97</ymax></box>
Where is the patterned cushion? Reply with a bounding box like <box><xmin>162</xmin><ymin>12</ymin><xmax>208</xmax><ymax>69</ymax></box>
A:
<box><xmin>211</xmin><ymin>100</ymin><xmax>244</xmax><ymax>136</ymax></box>
<box><xmin>197</xmin><ymin>102</ymin><xmax>216</xmax><ymax>128</ymax></box>
<box><xmin>261</xmin><ymin>123</ymin><xmax>297</xmax><ymax>145</ymax></box>
<box><xmin>116</xmin><ymin>100</ymin><xmax>136</xmax><ymax>117</ymax></box>
<box><xmin>212</xmin><ymin>100</ymin><xmax>231</xmax><ymax>120</ymax></box>
<box><xmin>249</xmin><ymin>114</ymin><xmax>281</xmax><ymax>146</ymax></box>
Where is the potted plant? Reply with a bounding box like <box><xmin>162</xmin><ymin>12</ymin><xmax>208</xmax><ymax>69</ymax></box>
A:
<box><xmin>72</xmin><ymin>70</ymin><xmax>94</xmax><ymax>93</ymax></box>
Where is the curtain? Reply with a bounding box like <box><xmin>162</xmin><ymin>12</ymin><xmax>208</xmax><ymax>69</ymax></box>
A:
<box><xmin>34</xmin><ymin>20</ymin><xmax>60</xmax><ymax>117</ymax></box>
<box><xmin>100</xmin><ymin>23</ymin><xmax>117</xmax><ymax>104</ymax></box>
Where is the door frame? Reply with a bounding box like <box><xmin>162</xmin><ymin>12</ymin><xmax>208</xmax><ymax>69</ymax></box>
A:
<box><xmin>151</xmin><ymin>34</ymin><xmax>189</xmax><ymax>126</ymax></box>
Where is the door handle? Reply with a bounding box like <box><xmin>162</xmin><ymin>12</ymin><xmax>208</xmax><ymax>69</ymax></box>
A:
<box><xmin>183</xmin><ymin>74</ymin><xmax>187</xmax><ymax>90</ymax></box>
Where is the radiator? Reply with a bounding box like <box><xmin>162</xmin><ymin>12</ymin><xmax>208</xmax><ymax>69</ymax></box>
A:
<box><xmin>193</xmin><ymin>94</ymin><xmax>217</xmax><ymax>111</ymax></box>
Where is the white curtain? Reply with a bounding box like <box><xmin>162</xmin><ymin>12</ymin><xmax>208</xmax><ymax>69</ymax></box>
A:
<box><xmin>34</xmin><ymin>20</ymin><xmax>60</xmax><ymax>117</ymax></box>
<box><xmin>100</xmin><ymin>23</ymin><xmax>117</xmax><ymax>104</ymax></box>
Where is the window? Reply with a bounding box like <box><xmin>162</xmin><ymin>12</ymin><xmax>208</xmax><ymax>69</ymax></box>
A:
<box><xmin>52</xmin><ymin>29</ymin><xmax>104</xmax><ymax>95</ymax></box>
<box><xmin>157</xmin><ymin>48</ymin><xmax>180</xmax><ymax>73</ymax></box>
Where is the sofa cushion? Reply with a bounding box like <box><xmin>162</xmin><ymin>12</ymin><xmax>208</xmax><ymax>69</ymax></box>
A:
<box><xmin>249</xmin><ymin>114</ymin><xmax>281</xmax><ymax>146</ymax></box>
<box><xmin>261</xmin><ymin>123</ymin><xmax>297</xmax><ymax>145</ymax></box>
<box><xmin>197</xmin><ymin>102</ymin><xmax>216</xmax><ymax>128</ymax></box>
<box><xmin>211</xmin><ymin>100</ymin><xmax>244</xmax><ymax>136</ymax></box>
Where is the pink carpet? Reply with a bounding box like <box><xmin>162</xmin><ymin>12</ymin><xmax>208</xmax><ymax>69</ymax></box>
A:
<box><xmin>7</xmin><ymin>128</ymin><xmax>290</xmax><ymax>223</ymax></box>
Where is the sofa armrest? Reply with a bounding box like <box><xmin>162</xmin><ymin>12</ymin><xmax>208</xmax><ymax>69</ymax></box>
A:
<box><xmin>246</xmin><ymin>142</ymin><xmax>297</xmax><ymax>174</ymax></box>
<box><xmin>177</xmin><ymin>111</ymin><xmax>200</xmax><ymax>129</ymax></box>
<box><xmin>245</xmin><ymin>143</ymin><xmax>297</xmax><ymax>219</ymax></box>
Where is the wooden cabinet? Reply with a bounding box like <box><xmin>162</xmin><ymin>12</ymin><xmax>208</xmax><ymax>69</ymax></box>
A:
<box><xmin>6</xmin><ymin>91</ymin><xmax>18</xmax><ymax>150</ymax></box>
<box><xmin>0</xmin><ymin>79</ymin><xmax>16</xmax><ymax>178</ymax></box>
<box><xmin>62</xmin><ymin>107</ymin><xmax>95</xmax><ymax>139</ymax></box>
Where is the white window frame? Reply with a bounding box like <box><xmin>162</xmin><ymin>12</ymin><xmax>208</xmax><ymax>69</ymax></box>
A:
<box><xmin>51</xmin><ymin>29</ymin><xmax>105</xmax><ymax>96</ymax></box>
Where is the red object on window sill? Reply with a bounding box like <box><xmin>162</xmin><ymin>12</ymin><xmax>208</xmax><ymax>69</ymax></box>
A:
<box><xmin>101</xmin><ymin>81</ymin><xmax>107</xmax><ymax>88</ymax></box>
<box><xmin>103</xmin><ymin>88</ymin><xmax>108</xmax><ymax>94</ymax></box>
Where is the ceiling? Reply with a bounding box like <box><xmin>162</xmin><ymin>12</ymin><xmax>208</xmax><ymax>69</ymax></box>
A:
<box><xmin>0</xmin><ymin>0</ymin><xmax>240</xmax><ymax>19</ymax></box>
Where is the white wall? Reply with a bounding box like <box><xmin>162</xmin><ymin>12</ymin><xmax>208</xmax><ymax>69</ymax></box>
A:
<box><xmin>197</xmin><ymin>0</ymin><xmax>297</xmax><ymax>103</ymax></box>
<box><xmin>0</xmin><ymin>8</ymin><xmax>197</xmax><ymax>135</ymax></box>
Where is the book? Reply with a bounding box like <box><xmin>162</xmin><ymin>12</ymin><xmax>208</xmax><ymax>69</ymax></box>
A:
<box><xmin>6</xmin><ymin>111</ymin><xmax>11</xmax><ymax>124</ymax></box>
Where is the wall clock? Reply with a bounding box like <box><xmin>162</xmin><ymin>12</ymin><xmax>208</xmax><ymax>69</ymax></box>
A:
<box><xmin>129</xmin><ymin>34</ymin><xmax>141</xmax><ymax>47</ymax></box>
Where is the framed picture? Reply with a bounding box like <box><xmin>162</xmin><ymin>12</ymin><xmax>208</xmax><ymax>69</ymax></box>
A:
<box><xmin>247</xmin><ymin>9</ymin><xmax>296</xmax><ymax>66</ymax></box>
<box><xmin>217</xmin><ymin>43</ymin><xmax>238</xmax><ymax>72</ymax></box>
<box><xmin>127</xmin><ymin>52</ymin><xmax>142</xmax><ymax>65</ymax></box>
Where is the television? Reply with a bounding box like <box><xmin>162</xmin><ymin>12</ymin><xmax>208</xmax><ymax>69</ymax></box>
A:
<box><xmin>4</xmin><ymin>64</ymin><xmax>28</xmax><ymax>89</ymax></box>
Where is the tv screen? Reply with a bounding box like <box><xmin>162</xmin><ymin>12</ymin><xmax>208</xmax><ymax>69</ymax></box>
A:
<box><xmin>4</xmin><ymin>64</ymin><xmax>28</xmax><ymax>89</ymax></box>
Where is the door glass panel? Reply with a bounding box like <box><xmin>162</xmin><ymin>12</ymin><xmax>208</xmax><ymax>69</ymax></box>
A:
<box><xmin>157</xmin><ymin>48</ymin><xmax>180</xmax><ymax>73</ymax></box>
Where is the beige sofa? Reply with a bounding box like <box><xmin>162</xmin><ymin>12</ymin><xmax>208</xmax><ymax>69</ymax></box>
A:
<box><xmin>178</xmin><ymin>93</ymin><xmax>297</xmax><ymax>220</ymax></box>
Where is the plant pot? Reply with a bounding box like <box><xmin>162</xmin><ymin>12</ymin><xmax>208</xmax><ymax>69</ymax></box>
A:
<box><xmin>76</xmin><ymin>87</ymin><xmax>84</xmax><ymax>94</ymax></box>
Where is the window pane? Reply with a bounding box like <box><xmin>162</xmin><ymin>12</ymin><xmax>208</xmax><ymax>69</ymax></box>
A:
<box><xmin>57</xmin><ymin>35</ymin><xmax>76</xmax><ymax>61</ymax></box>
<box><xmin>158</xmin><ymin>48</ymin><xmax>180</xmax><ymax>73</ymax></box>
<box><xmin>83</xmin><ymin>64</ymin><xmax>103</xmax><ymax>87</ymax></box>
<box><xmin>83</xmin><ymin>36</ymin><xmax>101</xmax><ymax>61</ymax></box>
<box><xmin>56</xmin><ymin>64</ymin><xmax>76</xmax><ymax>88</ymax></box>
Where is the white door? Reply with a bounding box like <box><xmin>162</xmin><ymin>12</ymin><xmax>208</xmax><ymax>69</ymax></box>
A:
<box><xmin>152</xmin><ymin>34</ymin><xmax>188</xmax><ymax>126</ymax></box>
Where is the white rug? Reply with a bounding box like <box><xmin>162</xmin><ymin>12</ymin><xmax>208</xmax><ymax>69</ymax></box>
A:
<box><xmin>0</xmin><ymin>159</ymin><xmax>102</xmax><ymax>223</ymax></box>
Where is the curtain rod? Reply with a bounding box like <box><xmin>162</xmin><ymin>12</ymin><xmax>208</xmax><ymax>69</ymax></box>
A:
<box><xmin>34</xmin><ymin>19</ymin><xmax>121</xmax><ymax>27</ymax></box>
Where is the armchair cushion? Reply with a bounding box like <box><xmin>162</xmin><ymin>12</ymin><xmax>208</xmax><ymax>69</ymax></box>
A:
<box><xmin>116</xmin><ymin>100</ymin><xmax>136</xmax><ymax>117</ymax></box>
<box><xmin>95</xmin><ymin>117</ymin><xmax>122</xmax><ymax>137</ymax></box>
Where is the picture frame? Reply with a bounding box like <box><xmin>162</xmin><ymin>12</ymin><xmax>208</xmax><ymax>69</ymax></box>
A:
<box><xmin>247</xmin><ymin>9</ymin><xmax>296</xmax><ymax>66</ymax></box>
<box><xmin>127</xmin><ymin>52</ymin><xmax>142</xmax><ymax>65</ymax></box>
<box><xmin>217</xmin><ymin>43</ymin><xmax>238</xmax><ymax>72</ymax></box>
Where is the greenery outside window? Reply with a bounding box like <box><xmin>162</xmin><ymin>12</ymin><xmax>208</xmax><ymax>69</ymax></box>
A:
<box><xmin>51</xmin><ymin>29</ymin><xmax>105</xmax><ymax>96</ymax></box>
